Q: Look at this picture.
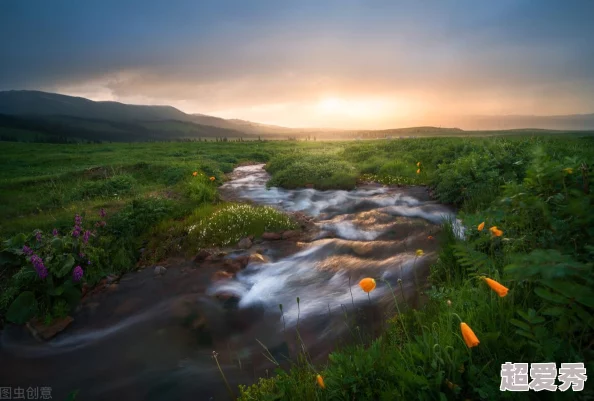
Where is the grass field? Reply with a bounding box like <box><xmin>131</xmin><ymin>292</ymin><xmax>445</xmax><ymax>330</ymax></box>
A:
<box><xmin>1</xmin><ymin>135</ymin><xmax>593</xmax><ymax>399</ymax></box>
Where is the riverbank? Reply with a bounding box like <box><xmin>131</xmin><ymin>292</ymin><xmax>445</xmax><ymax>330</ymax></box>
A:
<box><xmin>1</xmin><ymin>136</ymin><xmax>592</xmax><ymax>400</ymax></box>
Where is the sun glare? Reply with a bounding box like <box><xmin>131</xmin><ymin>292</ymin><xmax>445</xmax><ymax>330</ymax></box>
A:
<box><xmin>315</xmin><ymin>96</ymin><xmax>404</xmax><ymax>122</ymax></box>
<box><xmin>317</xmin><ymin>97</ymin><xmax>345</xmax><ymax>113</ymax></box>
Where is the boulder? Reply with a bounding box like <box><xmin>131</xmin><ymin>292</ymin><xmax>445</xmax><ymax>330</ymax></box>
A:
<box><xmin>223</xmin><ymin>259</ymin><xmax>243</xmax><ymax>273</ymax></box>
<box><xmin>248</xmin><ymin>253</ymin><xmax>270</xmax><ymax>264</ymax></box>
<box><xmin>212</xmin><ymin>270</ymin><xmax>233</xmax><ymax>282</ymax></box>
<box><xmin>282</xmin><ymin>230</ymin><xmax>300</xmax><ymax>239</ymax></box>
<box><xmin>262</xmin><ymin>232</ymin><xmax>282</xmax><ymax>240</ymax></box>
<box><xmin>27</xmin><ymin>316</ymin><xmax>74</xmax><ymax>341</ymax></box>
<box><xmin>215</xmin><ymin>292</ymin><xmax>241</xmax><ymax>310</ymax></box>
<box><xmin>194</xmin><ymin>250</ymin><xmax>212</xmax><ymax>263</ymax></box>
<box><xmin>154</xmin><ymin>265</ymin><xmax>167</xmax><ymax>275</ymax></box>
<box><xmin>237</xmin><ymin>237</ymin><xmax>252</xmax><ymax>249</ymax></box>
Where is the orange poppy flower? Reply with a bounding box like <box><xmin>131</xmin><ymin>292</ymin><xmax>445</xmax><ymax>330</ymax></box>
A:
<box><xmin>477</xmin><ymin>222</ymin><xmax>485</xmax><ymax>231</ymax></box>
<box><xmin>417</xmin><ymin>162</ymin><xmax>421</xmax><ymax>167</ymax></box>
<box><xmin>359</xmin><ymin>277</ymin><xmax>376</xmax><ymax>293</ymax></box>
<box><xmin>427</xmin><ymin>235</ymin><xmax>434</xmax><ymax>240</ymax></box>
<box><xmin>416</xmin><ymin>169</ymin><xmax>421</xmax><ymax>174</ymax></box>
<box><xmin>209</xmin><ymin>176</ymin><xmax>216</xmax><ymax>181</ymax></box>
<box><xmin>483</xmin><ymin>277</ymin><xmax>508</xmax><ymax>297</ymax></box>
<box><xmin>489</xmin><ymin>226</ymin><xmax>503</xmax><ymax>237</ymax></box>
<box><xmin>316</xmin><ymin>374</ymin><xmax>325</xmax><ymax>389</ymax></box>
<box><xmin>445</xmin><ymin>379</ymin><xmax>458</xmax><ymax>390</ymax></box>
<box><xmin>460</xmin><ymin>322</ymin><xmax>480</xmax><ymax>348</ymax></box>
<box><xmin>192</xmin><ymin>171</ymin><xmax>198</xmax><ymax>176</ymax></box>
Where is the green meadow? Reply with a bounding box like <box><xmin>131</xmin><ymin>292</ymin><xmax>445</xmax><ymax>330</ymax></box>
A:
<box><xmin>1</xmin><ymin>135</ymin><xmax>593</xmax><ymax>399</ymax></box>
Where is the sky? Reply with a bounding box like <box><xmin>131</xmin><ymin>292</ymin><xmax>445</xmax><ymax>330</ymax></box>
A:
<box><xmin>1</xmin><ymin>0</ymin><xmax>594</xmax><ymax>129</ymax></box>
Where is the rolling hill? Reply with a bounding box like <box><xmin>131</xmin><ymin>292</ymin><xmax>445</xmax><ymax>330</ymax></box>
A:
<box><xmin>0</xmin><ymin>90</ymin><xmax>593</xmax><ymax>142</ymax></box>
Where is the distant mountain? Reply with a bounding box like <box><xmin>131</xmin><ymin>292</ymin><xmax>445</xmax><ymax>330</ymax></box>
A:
<box><xmin>190</xmin><ymin>114</ymin><xmax>306</xmax><ymax>135</ymax></box>
<box><xmin>0</xmin><ymin>90</ymin><xmax>193</xmax><ymax>122</ymax></box>
<box><xmin>0</xmin><ymin>90</ymin><xmax>297</xmax><ymax>136</ymax></box>
<box><xmin>0</xmin><ymin>90</ymin><xmax>593</xmax><ymax>143</ymax></box>
<box><xmin>0</xmin><ymin>90</ymin><xmax>265</xmax><ymax>142</ymax></box>
<box><xmin>456</xmin><ymin>114</ymin><xmax>594</xmax><ymax>131</ymax></box>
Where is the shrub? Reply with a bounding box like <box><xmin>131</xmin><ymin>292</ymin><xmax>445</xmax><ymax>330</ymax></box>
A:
<box><xmin>185</xmin><ymin>178</ymin><xmax>218</xmax><ymax>204</ymax></box>
<box><xmin>185</xmin><ymin>204</ymin><xmax>297</xmax><ymax>249</ymax></box>
<box><xmin>1</xmin><ymin>212</ymin><xmax>108</xmax><ymax>324</ymax></box>
<box><xmin>267</xmin><ymin>155</ymin><xmax>358</xmax><ymax>190</ymax></box>
<box><xmin>78</xmin><ymin>174</ymin><xmax>137</xmax><ymax>199</ymax></box>
<box><xmin>161</xmin><ymin>166</ymin><xmax>188</xmax><ymax>186</ymax></box>
<box><xmin>107</xmin><ymin>197</ymin><xmax>174</xmax><ymax>238</ymax></box>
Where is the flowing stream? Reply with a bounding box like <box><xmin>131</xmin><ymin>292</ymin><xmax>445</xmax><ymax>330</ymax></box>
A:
<box><xmin>0</xmin><ymin>164</ymin><xmax>460</xmax><ymax>401</ymax></box>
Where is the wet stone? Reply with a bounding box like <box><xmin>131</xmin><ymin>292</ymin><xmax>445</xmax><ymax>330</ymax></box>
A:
<box><xmin>248</xmin><ymin>253</ymin><xmax>270</xmax><ymax>264</ymax></box>
<box><xmin>282</xmin><ymin>230</ymin><xmax>300</xmax><ymax>239</ymax></box>
<box><xmin>262</xmin><ymin>232</ymin><xmax>282</xmax><ymax>240</ymax></box>
<box><xmin>237</xmin><ymin>237</ymin><xmax>252</xmax><ymax>249</ymax></box>
<box><xmin>154</xmin><ymin>265</ymin><xmax>167</xmax><ymax>275</ymax></box>
<box><xmin>194</xmin><ymin>249</ymin><xmax>212</xmax><ymax>263</ymax></box>
<box><xmin>27</xmin><ymin>316</ymin><xmax>74</xmax><ymax>341</ymax></box>
<box><xmin>212</xmin><ymin>270</ymin><xmax>233</xmax><ymax>282</ymax></box>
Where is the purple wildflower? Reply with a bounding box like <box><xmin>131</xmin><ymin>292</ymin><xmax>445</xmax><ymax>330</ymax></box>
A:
<box><xmin>52</xmin><ymin>228</ymin><xmax>59</xmax><ymax>237</ymax></box>
<box><xmin>87</xmin><ymin>260</ymin><xmax>91</xmax><ymax>265</ymax></box>
<box><xmin>72</xmin><ymin>266</ymin><xmax>84</xmax><ymax>282</ymax></box>
<box><xmin>22</xmin><ymin>245</ymin><xmax>34</xmax><ymax>256</ymax></box>
<box><xmin>82</xmin><ymin>230</ymin><xmax>91</xmax><ymax>244</ymax></box>
<box><xmin>35</xmin><ymin>231</ymin><xmax>42</xmax><ymax>242</ymax></box>
<box><xmin>72</xmin><ymin>229</ymin><xmax>80</xmax><ymax>238</ymax></box>
<box><xmin>99</xmin><ymin>208</ymin><xmax>106</xmax><ymax>218</ymax></box>
<box><xmin>79</xmin><ymin>252</ymin><xmax>85</xmax><ymax>258</ymax></box>
<box><xmin>31</xmin><ymin>254</ymin><xmax>48</xmax><ymax>279</ymax></box>
<box><xmin>74</xmin><ymin>214</ymin><xmax>82</xmax><ymax>226</ymax></box>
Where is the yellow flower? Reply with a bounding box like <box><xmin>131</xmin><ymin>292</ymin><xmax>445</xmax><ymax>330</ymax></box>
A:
<box><xmin>416</xmin><ymin>168</ymin><xmax>421</xmax><ymax>174</ymax></box>
<box><xmin>415</xmin><ymin>249</ymin><xmax>424</xmax><ymax>257</ymax></box>
<box><xmin>209</xmin><ymin>176</ymin><xmax>216</xmax><ymax>181</ymax></box>
<box><xmin>477</xmin><ymin>222</ymin><xmax>485</xmax><ymax>231</ymax></box>
<box><xmin>563</xmin><ymin>167</ymin><xmax>573</xmax><ymax>174</ymax></box>
<box><xmin>445</xmin><ymin>379</ymin><xmax>458</xmax><ymax>390</ymax></box>
<box><xmin>483</xmin><ymin>277</ymin><xmax>509</xmax><ymax>297</ymax></box>
<box><xmin>192</xmin><ymin>171</ymin><xmax>198</xmax><ymax>176</ymax></box>
<box><xmin>417</xmin><ymin>161</ymin><xmax>421</xmax><ymax>167</ymax></box>
<box><xmin>316</xmin><ymin>374</ymin><xmax>325</xmax><ymax>389</ymax></box>
<box><xmin>359</xmin><ymin>277</ymin><xmax>376</xmax><ymax>293</ymax></box>
<box><xmin>460</xmin><ymin>322</ymin><xmax>480</xmax><ymax>348</ymax></box>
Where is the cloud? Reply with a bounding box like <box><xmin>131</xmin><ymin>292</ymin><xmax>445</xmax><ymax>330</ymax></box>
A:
<box><xmin>1</xmin><ymin>0</ymin><xmax>593</xmax><ymax>128</ymax></box>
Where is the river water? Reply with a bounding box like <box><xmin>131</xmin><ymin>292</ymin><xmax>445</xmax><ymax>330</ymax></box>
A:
<box><xmin>0</xmin><ymin>164</ymin><xmax>459</xmax><ymax>401</ymax></box>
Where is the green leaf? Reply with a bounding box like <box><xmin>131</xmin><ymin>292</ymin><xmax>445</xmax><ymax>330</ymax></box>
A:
<box><xmin>51</xmin><ymin>237</ymin><xmax>63</xmax><ymax>252</ymax></box>
<box><xmin>62</xmin><ymin>283</ymin><xmax>82</xmax><ymax>309</ymax></box>
<box><xmin>541</xmin><ymin>279</ymin><xmax>594</xmax><ymax>308</ymax></box>
<box><xmin>55</xmin><ymin>254</ymin><xmax>75</xmax><ymax>278</ymax></box>
<box><xmin>8</xmin><ymin>233</ymin><xmax>27</xmax><ymax>249</ymax></box>
<box><xmin>0</xmin><ymin>250</ymin><xmax>20</xmax><ymax>268</ymax></box>
<box><xmin>534</xmin><ymin>287</ymin><xmax>568</xmax><ymax>305</ymax></box>
<box><xmin>572</xmin><ymin>304</ymin><xmax>594</xmax><ymax>330</ymax></box>
<box><xmin>515</xmin><ymin>330</ymin><xmax>536</xmax><ymax>340</ymax></box>
<box><xmin>47</xmin><ymin>285</ymin><xmax>65</xmax><ymax>296</ymax></box>
<box><xmin>510</xmin><ymin>319</ymin><xmax>531</xmax><ymax>332</ymax></box>
<box><xmin>6</xmin><ymin>291</ymin><xmax>38</xmax><ymax>324</ymax></box>
<box><xmin>542</xmin><ymin>307</ymin><xmax>565</xmax><ymax>317</ymax></box>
